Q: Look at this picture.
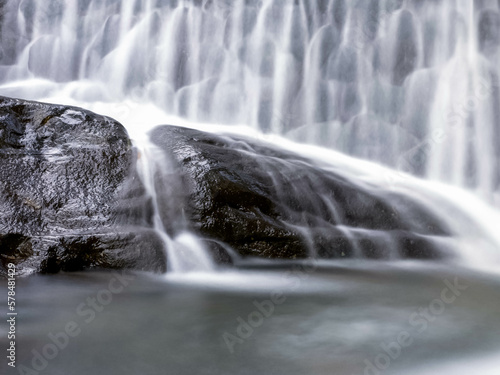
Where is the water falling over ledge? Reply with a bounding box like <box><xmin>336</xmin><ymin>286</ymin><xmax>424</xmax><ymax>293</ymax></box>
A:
<box><xmin>0</xmin><ymin>0</ymin><xmax>499</xmax><ymax>202</ymax></box>
<box><xmin>2</xmin><ymin>3</ymin><xmax>500</xmax><ymax>374</ymax></box>
<box><xmin>135</xmin><ymin>139</ymin><xmax>215</xmax><ymax>273</ymax></box>
<box><xmin>0</xmin><ymin>0</ymin><xmax>499</xmax><ymax>274</ymax></box>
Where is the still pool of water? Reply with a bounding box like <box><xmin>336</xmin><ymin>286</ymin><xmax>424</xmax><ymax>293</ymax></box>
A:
<box><xmin>2</xmin><ymin>262</ymin><xmax>500</xmax><ymax>375</ymax></box>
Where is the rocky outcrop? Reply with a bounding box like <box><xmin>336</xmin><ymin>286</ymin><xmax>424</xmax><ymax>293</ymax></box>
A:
<box><xmin>151</xmin><ymin>125</ymin><xmax>452</xmax><ymax>262</ymax></box>
<box><xmin>0</xmin><ymin>97</ymin><xmax>458</xmax><ymax>276</ymax></box>
<box><xmin>0</xmin><ymin>96</ymin><xmax>165</xmax><ymax>276</ymax></box>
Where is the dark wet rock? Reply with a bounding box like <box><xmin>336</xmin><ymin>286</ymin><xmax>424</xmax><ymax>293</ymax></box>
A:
<box><xmin>151</xmin><ymin>125</ymin><xmax>452</xmax><ymax>262</ymax></box>
<box><xmin>314</xmin><ymin>228</ymin><xmax>445</xmax><ymax>260</ymax></box>
<box><xmin>1</xmin><ymin>230</ymin><xmax>166</xmax><ymax>274</ymax></box>
<box><xmin>0</xmin><ymin>96</ymin><xmax>165</xmax><ymax>276</ymax></box>
<box><xmin>202</xmin><ymin>239</ymin><xmax>236</xmax><ymax>265</ymax></box>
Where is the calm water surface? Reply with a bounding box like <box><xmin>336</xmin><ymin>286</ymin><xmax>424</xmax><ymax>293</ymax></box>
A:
<box><xmin>1</xmin><ymin>262</ymin><xmax>500</xmax><ymax>375</ymax></box>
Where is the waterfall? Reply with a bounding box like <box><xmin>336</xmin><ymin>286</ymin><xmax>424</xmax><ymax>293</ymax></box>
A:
<box><xmin>0</xmin><ymin>1</ymin><xmax>499</xmax><ymax>271</ymax></box>
<box><xmin>135</xmin><ymin>140</ymin><xmax>215</xmax><ymax>272</ymax></box>
<box><xmin>0</xmin><ymin>0</ymin><xmax>499</xmax><ymax>202</ymax></box>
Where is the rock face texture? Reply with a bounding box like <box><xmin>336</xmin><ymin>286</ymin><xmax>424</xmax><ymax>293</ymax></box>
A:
<box><xmin>0</xmin><ymin>97</ymin><xmax>457</xmax><ymax>277</ymax></box>
<box><xmin>0</xmin><ymin>96</ymin><xmax>165</xmax><ymax>276</ymax></box>
<box><xmin>151</xmin><ymin>125</ymin><xmax>452</xmax><ymax>262</ymax></box>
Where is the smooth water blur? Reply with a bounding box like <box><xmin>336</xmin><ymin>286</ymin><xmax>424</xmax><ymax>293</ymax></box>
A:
<box><xmin>1</xmin><ymin>264</ymin><xmax>500</xmax><ymax>375</ymax></box>
<box><xmin>0</xmin><ymin>0</ymin><xmax>499</xmax><ymax>269</ymax></box>
<box><xmin>1</xmin><ymin>2</ymin><xmax>499</xmax><ymax>371</ymax></box>
<box><xmin>0</xmin><ymin>96</ymin><xmax>494</xmax><ymax>270</ymax></box>
<box><xmin>0</xmin><ymin>0</ymin><xmax>499</xmax><ymax>200</ymax></box>
<box><xmin>135</xmin><ymin>140</ymin><xmax>215</xmax><ymax>272</ymax></box>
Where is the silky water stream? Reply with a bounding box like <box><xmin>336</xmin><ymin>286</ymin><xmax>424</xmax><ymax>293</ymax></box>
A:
<box><xmin>1</xmin><ymin>0</ymin><xmax>500</xmax><ymax>374</ymax></box>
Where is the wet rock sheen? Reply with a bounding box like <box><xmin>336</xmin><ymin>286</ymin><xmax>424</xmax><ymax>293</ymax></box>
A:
<box><xmin>151</xmin><ymin>125</ymin><xmax>451</xmax><ymax>262</ymax></box>
<box><xmin>0</xmin><ymin>96</ymin><xmax>165</xmax><ymax>276</ymax></box>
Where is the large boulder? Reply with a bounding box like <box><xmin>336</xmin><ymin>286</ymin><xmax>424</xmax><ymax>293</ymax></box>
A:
<box><xmin>150</xmin><ymin>125</ymin><xmax>453</xmax><ymax>262</ymax></box>
<box><xmin>0</xmin><ymin>96</ymin><xmax>165</xmax><ymax>276</ymax></box>
<box><xmin>0</xmin><ymin>97</ymin><xmax>459</xmax><ymax>276</ymax></box>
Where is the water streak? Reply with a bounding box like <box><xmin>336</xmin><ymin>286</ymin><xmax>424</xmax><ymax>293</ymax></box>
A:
<box><xmin>0</xmin><ymin>0</ymin><xmax>498</xmax><ymax>200</ymax></box>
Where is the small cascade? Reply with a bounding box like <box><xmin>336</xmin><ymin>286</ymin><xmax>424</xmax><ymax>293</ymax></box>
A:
<box><xmin>0</xmin><ymin>1</ymin><xmax>498</xmax><ymax>271</ymax></box>
<box><xmin>0</xmin><ymin>0</ymin><xmax>498</xmax><ymax>202</ymax></box>
<box><xmin>135</xmin><ymin>139</ymin><xmax>214</xmax><ymax>273</ymax></box>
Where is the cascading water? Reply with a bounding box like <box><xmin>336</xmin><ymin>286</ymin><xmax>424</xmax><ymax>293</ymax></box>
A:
<box><xmin>0</xmin><ymin>0</ymin><xmax>499</xmax><ymax>271</ymax></box>
<box><xmin>3</xmin><ymin>5</ymin><xmax>500</xmax><ymax>375</ymax></box>
<box><xmin>0</xmin><ymin>0</ymin><xmax>499</xmax><ymax>202</ymax></box>
<box><xmin>135</xmin><ymin>139</ymin><xmax>214</xmax><ymax>272</ymax></box>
